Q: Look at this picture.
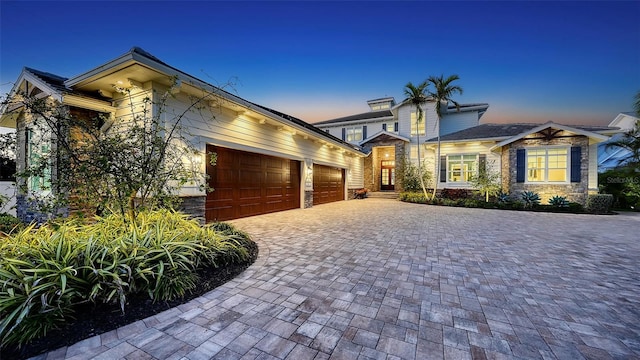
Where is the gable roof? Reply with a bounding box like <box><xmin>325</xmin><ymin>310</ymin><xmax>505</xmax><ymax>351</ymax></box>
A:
<box><xmin>360</xmin><ymin>130</ymin><xmax>410</xmax><ymax>146</ymax></box>
<box><xmin>425</xmin><ymin>122</ymin><xmax>617</xmax><ymax>144</ymax></box>
<box><xmin>315</xmin><ymin>100</ymin><xmax>489</xmax><ymax>127</ymax></box>
<box><xmin>313</xmin><ymin>109</ymin><xmax>393</xmax><ymax>125</ymax></box>
<box><xmin>3</xmin><ymin>47</ymin><xmax>365</xmax><ymax>155</ymax></box>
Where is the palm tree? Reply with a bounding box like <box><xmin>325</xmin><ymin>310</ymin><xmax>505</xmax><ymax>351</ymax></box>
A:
<box><xmin>427</xmin><ymin>74</ymin><xmax>463</xmax><ymax>200</ymax></box>
<box><xmin>403</xmin><ymin>81</ymin><xmax>429</xmax><ymax>198</ymax></box>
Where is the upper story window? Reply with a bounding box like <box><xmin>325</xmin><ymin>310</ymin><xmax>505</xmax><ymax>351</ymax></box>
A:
<box><xmin>345</xmin><ymin>126</ymin><xmax>363</xmax><ymax>142</ymax></box>
<box><xmin>527</xmin><ymin>147</ymin><xmax>568</xmax><ymax>182</ymax></box>
<box><xmin>410</xmin><ymin>111</ymin><xmax>425</xmax><ymax>136</ymax></box>
<box><xmin>447</xmin><ymin>154</ymin><xmax>478</xmax><ymax>182</ymax></box>
<box><xmin>370</xmin><ymin>103</ymin><xmax>391</xmax><ymax>111</ymax></box>
<box><xmin>382</xmin><ymin>121</ymin><xmax>397</xmax><ymax>133</ymax></box>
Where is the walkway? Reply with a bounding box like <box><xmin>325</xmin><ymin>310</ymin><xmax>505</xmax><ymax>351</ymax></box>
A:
<box><xmin>37</xmin><ymin>200</ymin><xmax>640</xmax><ymax>359</ymax></box>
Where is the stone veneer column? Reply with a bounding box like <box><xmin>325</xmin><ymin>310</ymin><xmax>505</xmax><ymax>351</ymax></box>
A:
<box><xmin>304</xmin><ymin>190</ymin><xmax>313</xmax><ymax>208</ymax></box>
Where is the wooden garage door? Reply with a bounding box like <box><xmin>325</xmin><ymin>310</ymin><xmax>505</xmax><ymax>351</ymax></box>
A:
<box><xmin>313</xmin><ymin>164</ymin><xmax>344</xmax><ymax>205</ymax></box>
<box><xmin>206</xmin><ymin>145</ymin><xmax>300</xmax><ymax>222</ymax></box>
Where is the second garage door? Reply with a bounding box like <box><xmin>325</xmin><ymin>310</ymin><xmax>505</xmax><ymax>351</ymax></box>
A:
<box><xmin>313</xmin><ymin>164</ymin><xmax>345</xmax><ymax>205</ymax></box>
<box><xmin>206</xmin><ymin>145</ymin><xmax>300</xmax><ymax>222</ymax></box>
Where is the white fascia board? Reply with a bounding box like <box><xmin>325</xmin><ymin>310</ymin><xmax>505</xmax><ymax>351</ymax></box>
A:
<box><xmin>446</xmin><ymin>104</ymin><xmax>490</xmax><ymax>113</ymax></box>
<box><xmin>360</xmin><ymin>130</ymin><xmax>410</xmax><ymax>145</ymax></box>
<box><xmin>425</xmin><ymin>137</ymin><xmax>509</xmax><ymax>145</ymax></box>
<box><xmin>62</xmin><ymin>94</ymin><xmax>116</xmax><ymax>113</ymax></box>
<box><xmin>74</xmin><ymin>51</ymin><xmax>364</xmax><ymax>157</ymax></box>
<box><xmin>490</xmin><ymin>122</ymin><xmax>609</xmax><ymax>151</ymax></box>
<box><xmin>17</xmin><ymin>71</ymin><xmax>63</xmax><ymax>101</ymax></box>
<box><xmin>314</xmin><ymin>116</ymin><xmax>395</xmax><ymax>129</ymax></box>
<box><xmin>0</xmin><ymin>70</ymin><xmax>64</xmax><ymax>122</ymax></box>
<box><xmin>64</xmin><ymin>52</ymin><xmax>137</xmax><ymax>87</ymax></box>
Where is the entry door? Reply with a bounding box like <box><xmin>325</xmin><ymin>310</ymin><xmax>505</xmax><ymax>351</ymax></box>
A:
<box><xmin>381</xmin><ymin>160</ymin><xmax>395</xmax><ymax>191</ymax></box>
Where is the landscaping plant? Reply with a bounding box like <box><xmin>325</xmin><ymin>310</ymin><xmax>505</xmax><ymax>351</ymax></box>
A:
<box><xmin>0</xmin><ymin>209</ymin><xmax>254</xmax><ymax>348</ymax></box>
<box><xmin>520</xmin><ymin>191</ymin><xmax>541</xmax><ymax>209</ymax></box>
<box><xmin>548</xmin><ymin>195</ymin><xmax>569</xmax><ymax>208</ymax></box>
<box><xmin>585</xmin><ymin>194</ymin><xmax>614</xmax><ymax>214</ymax></box>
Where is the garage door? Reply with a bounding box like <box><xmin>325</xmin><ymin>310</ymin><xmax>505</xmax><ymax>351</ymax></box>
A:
<box><xmin>206</xmin><ymin>145</ymin><xmax>300</xmax><ymax>221</ymax></box>
<box><xmin>313</xmin><ymin>164</ymin><xmax>345</xmax><ymax>205</ymax></box>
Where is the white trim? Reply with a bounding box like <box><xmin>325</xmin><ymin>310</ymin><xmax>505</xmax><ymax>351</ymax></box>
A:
<box><xmin>315</xmin><ymin>116</ymin><xmax>395</xmax><ymax>129</ymax></box>
<box><xmin>491</xmin><ymin>122</ymin><xmax>608</xmax><ymax>151</ymax></box>
<box><xmin>523</xmin><ymin>145</ymin><xmax>570</xmax><ymax>184</ymax></box>
<box><xmin>360</xmin><ymin>130</ymin><xmax>410</xmax><ymax>145</ymax></box>
<box><xmin>445</xmin><ymin>153</ymin><xmax>479</xmax><ymax>184</ymax></box>
<box><xmin>62</xmin><ymin>95</ymin><xmax>116</xmax><ymax>113</ymax></box>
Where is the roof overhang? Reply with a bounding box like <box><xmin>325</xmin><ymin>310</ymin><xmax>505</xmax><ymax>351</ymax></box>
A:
<box><xmin>424</xmin><ymin>136</ymin><xmax>508</xmax><ymax>145</ymax></box>
<box><xmin>65</xmin><ymin>49</ymin><xmax>365</xmax><ymax>157</ymax></box>
<box><xmin>490</xmin><ymin>122</ymin><xmax>610</xmax><ymax>151</ymax></box>
<box><xmin>360</xmin><ymin>130</ymin><xmax>410</xmax><ymax>146</ymax></box>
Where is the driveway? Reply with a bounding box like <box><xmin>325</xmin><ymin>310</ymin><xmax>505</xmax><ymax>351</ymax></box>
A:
<box><xmin>39</xmin><ymin>200</ymin><xmax>640</xmax><ymax>359</ymax></box>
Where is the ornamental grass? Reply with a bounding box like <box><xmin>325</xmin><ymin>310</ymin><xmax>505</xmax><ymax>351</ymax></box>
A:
<box><xmin>0</xmin><ymin>209</ymin><xmax>252</xmax><ymax>348</ymax></box>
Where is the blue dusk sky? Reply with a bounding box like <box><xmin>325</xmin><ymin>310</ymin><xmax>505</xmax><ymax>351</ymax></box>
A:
<box><xmin>1</xmin><ymin>1</ymin><xmax>639</xmax><ymax>127</ymax></box>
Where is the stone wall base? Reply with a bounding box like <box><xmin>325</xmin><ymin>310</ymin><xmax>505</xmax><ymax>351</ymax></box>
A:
<box><xmin>177</xmin><ymin>196</ymin><xmax>206</xmax><ymax>223</ymax></box>
<box><xmin>304</xmin><ymin>191</ymin><xmax>313</xmax><ymax>208</ymax></box>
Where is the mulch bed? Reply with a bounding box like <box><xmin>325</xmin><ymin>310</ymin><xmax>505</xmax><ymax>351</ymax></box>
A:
<box><xmin>1</xmin><ymin>243</ymin><xmax>258</xmax><ymax>360</ymax></box>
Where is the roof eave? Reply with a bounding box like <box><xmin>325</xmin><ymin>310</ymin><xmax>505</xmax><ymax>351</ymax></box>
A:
<box><xmin>489</xmin><ymin>122</ymin><xmax>610</xmax><ymax>151</ymax></box>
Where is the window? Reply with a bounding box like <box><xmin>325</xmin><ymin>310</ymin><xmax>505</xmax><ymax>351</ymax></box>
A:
<box><xmin>447</xmin><ymin>154</ymin><xmax>477</xmax><ymax>182</ymax></box>
<box><xmin>370</xmin><ymin>103</ymin><xmax>390</xmax><ymax>111</ymax></box>
<box><xmin>346</xmin><ymin>126</ymin><xmax>363</xmax><ymax>142</ymax></box>
<box><xmin>382</xmin><ymin>121</ymin><xmax>397</xmax><ymax>133</ymax></box>
<box><xmin>26</xmin><ymin>128</ymin><xmax>52</xmax><ymax>192</ymax></box>
<box><xmin>527</xmin><ymin>147</ymin><xmax>567</xmax><ymax>182</ymax></box>
<box><xmin>410</xmin><ymin>111</ymin><xmax>425</xmax><ymax>136</ymax></box>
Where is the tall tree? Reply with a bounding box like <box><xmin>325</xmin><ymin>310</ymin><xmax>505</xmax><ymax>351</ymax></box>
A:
<box><xmin>634</xmin><ymin>90</ymin><xmax>640</xmax><ymax>117</ymax></box>
<box><xmin>427</xmin><ymin>74</ymin><xmax>463</xmax><ymax>200</ymax></box>
<box><xmin>403</xmin><ymin>81</ymin><xmax>430</xmax><ymax>198</ymax></box>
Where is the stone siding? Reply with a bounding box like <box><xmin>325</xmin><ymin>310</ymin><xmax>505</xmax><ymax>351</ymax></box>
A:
<box><xmin>505</xmin><ymin>134</ymin><xmax>589</xmax><ymax>204</ymax></box>
<box><xmin>177</xmin><ymin>196</ymin><xmax>206</xmax><ymax>222</ymax></box>
<box><xmin>360</xmin><ymin>140</ymin><xmax>406</xmax><ymax>192</ymax></box>
<box><xmin>304</xmin><ymin>190</ymin><xmax>313</xmax><ymax>208</ymax></box>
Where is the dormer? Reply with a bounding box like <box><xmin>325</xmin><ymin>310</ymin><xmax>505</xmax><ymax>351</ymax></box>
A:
<box><xmin>367</xmin><ymin>97</ymin><xmax>395</xmax><ymax>111</ymax></box>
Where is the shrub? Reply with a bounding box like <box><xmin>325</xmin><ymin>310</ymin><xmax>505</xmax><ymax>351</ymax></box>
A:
<box><xmin>585</xmin><ymin>194</ymin><xmax>614</xmax><ymax>214</ymax></box>
<box><xmin>399</xmin><ymin>157</ymin><xmax>432</xmax><ymax>193</ymax></box>
<box><xmin>0</xmin><ymin>209</ymin><xmax>254</xmax><ymax>347</ymax></box>
<box><xmin>440</xmin><ymin>188</ymin><xmax>472</xmax><ymax>200</ymax></box>
<box><xmin>549</xmin><ymin>195</ymin><xmax>569</xmax><ymax>208</ymax></box>
<box><xmin>497</xmin><ymin>192</ymin><xmax>510</xmax><ymax>204</ymax></box>
<box><xmin>0</xmin><ymin>213</ymin><xmax>22</xmax><ymax>234</ymax></box>
<box><xmin>521</xmin><ymin>191</ymin><xmax>541</xmax><ymax>208</ymax></box>
<box><xmin>399</xmin><ymin>192</ymin><xmax>428</xmax><ymax>204</ymax></box>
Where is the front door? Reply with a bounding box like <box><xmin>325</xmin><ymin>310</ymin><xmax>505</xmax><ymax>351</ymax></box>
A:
<box><xmin>381</xmin><ymin>160</ymin><xmax>395</xmax><ymax>191</ymax></box>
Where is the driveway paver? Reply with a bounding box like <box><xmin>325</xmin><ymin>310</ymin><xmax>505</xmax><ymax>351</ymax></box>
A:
<box><xmin>32</xmin><ymin>200</ymin><xmax>640</xmax><ymax>359</ymax></box>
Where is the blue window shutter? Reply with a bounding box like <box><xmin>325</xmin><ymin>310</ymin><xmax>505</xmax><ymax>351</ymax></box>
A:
<box><xmin>382</xmin><ymin>123</ymin><xmax>387</xmax><ymax>131</ymax></box>
<box><xmin>342</xmin><ymin>128</ymin><xmax>346</xmax><ymax>140</ymax></box>
<box><xmin>516</xmin><ymin>149</ymin><xmax>525</xmax><ymax>183</ymax></box>
<box><xmin>394</xmin><ymin>122</ymin><xmax>399</xmax><ymax>132</ymax></box>
<box><xmin>440</xmin><ymin>156</ymin><xmax>447</xmax><ymax>183</ymax></box>
<box><xmin>363</xmin><ymin>125</ymin><xmax>367</xmax><ymax>139</ymax></box>
<box><xmin>571</xmin><ymin>146</ymin><xmax>581</xmax><ymax>182</ymax></box>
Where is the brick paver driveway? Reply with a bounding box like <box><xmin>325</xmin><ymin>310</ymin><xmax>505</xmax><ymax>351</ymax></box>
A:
<box><xmin>42</xmin><ymin>199</ymin><xmax>640</xmax><ymax>360</ymax></box>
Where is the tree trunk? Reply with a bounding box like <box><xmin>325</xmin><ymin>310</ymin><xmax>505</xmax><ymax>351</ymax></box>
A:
<box><xmin>431</xmin><ymin>124</ymin><xmax>440</xmax><ymax>201</ymax></box>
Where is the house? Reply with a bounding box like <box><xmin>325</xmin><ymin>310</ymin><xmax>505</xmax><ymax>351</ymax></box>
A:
<box><xmin>423</xmin><ymin>122</ymin><xmax>619</xmax><ymax>204</ymax></box>
<box><xmin>314</xmin><ymin>97</ymin><xmax>489</xmax><ymax>193</ymax></box>
<box><xmin>315</xmin><ymin>94</ymin><xmax>620</xmax><ymax>204</ymax></box>
<box><xmin>0</xmin><ymin>47</ymin><xmax>367</xmax><ymax>222</ymax></box>
<box><xmin>598</xmin><ymin>112</ymin><xmax>639</xmax><ymax>172</ymax></box>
